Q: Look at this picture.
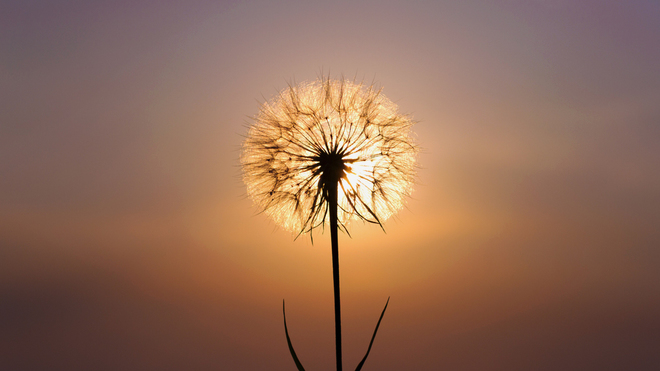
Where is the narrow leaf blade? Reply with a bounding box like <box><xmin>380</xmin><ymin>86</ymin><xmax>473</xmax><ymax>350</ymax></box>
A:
<box><xmin>355</xmin><ymin>297</ymin><xmax>390</xmax><ymax>371</ymax></box>
<box><xmin>283</xmin><ymin>300</ymin><xmax>306</xmax><ymax>371</ymax></box>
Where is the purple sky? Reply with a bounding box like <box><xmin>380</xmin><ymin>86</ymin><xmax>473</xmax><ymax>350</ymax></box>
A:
<box><xmin>1</xmin><ymin>1</ymin><xmax>659</xmax><ymax>370</ymax></box>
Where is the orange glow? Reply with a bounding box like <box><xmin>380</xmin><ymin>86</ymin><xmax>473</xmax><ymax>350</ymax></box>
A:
<box><xmin>241</xmin><ymin>78</ymin><xmax>417</xmax><ymax>235</ymax></box>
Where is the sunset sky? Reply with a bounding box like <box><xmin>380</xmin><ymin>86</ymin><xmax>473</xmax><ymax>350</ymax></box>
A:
<box><xmin>1</xmin><ymin>1</ymin><xmax>659</xmax><ymax>370</ymax></box>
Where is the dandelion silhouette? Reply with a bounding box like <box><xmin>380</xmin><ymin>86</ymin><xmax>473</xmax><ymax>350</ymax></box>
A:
<box><xmin>241</xmin><ymin>77</ymin><xmax>417</xmax><ymax>371</ymax></box>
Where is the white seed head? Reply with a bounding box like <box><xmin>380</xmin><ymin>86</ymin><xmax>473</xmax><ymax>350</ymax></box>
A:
<box><xmin>241</xmin><ymin>78</ymin><xmax>417</xmax><ymax>236</ymax></box>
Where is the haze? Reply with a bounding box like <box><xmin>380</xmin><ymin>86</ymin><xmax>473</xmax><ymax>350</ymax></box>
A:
<box><xmin>1</xmin><ymin>1</ymin><xmax>659</xmax><ymax>370</ymax></box>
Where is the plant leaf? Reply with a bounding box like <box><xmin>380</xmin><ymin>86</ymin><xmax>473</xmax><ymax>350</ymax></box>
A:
<box><xmin>283</xmin><ymin>300</ymin><xmax>306</xmax><ymax>371</ymax></box>
<box><xmin>354</xmin><ymin>297</ymin><xmax>390</xmax><ymax>371</ymax></box>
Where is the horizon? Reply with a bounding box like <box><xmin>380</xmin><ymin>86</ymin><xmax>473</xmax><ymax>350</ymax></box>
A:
<box><xmin>1</xmin><ymin>1</ymin><xmax>659</xmax><ymax>370</ymax></box>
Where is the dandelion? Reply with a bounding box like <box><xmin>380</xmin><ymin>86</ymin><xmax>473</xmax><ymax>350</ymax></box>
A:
<box><xmin>241</xmin><ymin>77</ymin><xmax>417</xmax><ymax>371</ymax></box>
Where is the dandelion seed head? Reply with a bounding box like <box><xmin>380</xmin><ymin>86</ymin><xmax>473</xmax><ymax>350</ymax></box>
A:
<box><xmin>241</xmin><ymin>78</ymin><xmax>417</xmax><ymax>236</ymax></box>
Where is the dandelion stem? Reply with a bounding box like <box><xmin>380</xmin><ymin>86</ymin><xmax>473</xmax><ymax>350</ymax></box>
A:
<box><xmin>329</xmin><ymin>179</ymin><xmax>342</xmax><ymax>371</ymax></box>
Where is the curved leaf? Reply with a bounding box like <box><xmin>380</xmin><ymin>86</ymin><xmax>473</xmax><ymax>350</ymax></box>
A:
<box><xmin>283</xmin><ymin>300</ymin><xmax>306</xmax><ymax>371</ymax></box>
<box><xmin>355</xmin><ymin>297</ymin><xmax>390</xmax><ymax>371</ymax></box>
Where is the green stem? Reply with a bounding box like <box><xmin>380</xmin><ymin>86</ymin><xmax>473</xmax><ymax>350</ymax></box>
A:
<box><xmin>329</xmin><ymin>180</ymin><xmax>342</xmax><ymax>371</ymax></box>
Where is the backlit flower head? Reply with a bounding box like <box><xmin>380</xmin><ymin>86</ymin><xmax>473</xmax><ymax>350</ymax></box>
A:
<box><xmin>241</xmin><ymin>77</ymin><xmax>417</xmax><ymax>236</ymax></box>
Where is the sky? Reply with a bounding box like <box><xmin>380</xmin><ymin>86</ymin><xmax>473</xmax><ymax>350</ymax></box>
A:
<box><xmin>1</xmin><ymin>0</ymin><xmax>659</xmax><ymax>370</ymax></box>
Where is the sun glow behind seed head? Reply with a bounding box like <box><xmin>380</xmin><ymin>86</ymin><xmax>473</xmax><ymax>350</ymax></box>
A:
<box><xmin>241</xmin><ymin>78</ymin><xmax>417</xmax><ymax>236</ymax></box>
